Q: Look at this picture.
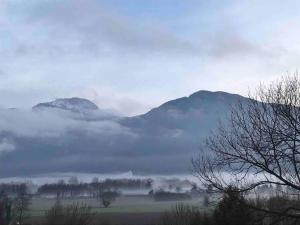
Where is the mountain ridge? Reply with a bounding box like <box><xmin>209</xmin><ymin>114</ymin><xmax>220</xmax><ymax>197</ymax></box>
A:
<box><xmin>31</xmin><ymin>90</ymin><xmax>246</xmax><ymax>117</ymax></box>
<box><xmin>142</xmin><ymin>90</ymin><xmax>246</xmax><ymax>117</ymax></box>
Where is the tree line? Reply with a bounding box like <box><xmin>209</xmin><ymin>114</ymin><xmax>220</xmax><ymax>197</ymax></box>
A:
<box><xmin>38</xmin><ymin>178</ymin><xmax>153</xmax><ymax>198</ymax></box>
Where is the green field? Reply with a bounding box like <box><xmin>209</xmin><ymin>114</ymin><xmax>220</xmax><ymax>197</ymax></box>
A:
<box><xmin>29</xmin><ymin>195</ymin><xmax>207</xmax><ymax>216</ymax></box>
<box><xmin>24</xmin><ymin>195</ymin><xmax>217</xmax><ymax>225</ymax></box>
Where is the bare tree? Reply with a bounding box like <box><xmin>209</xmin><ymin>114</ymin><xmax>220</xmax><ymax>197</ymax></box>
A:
<box><xmin>192</xmin><ymin>75</ymin><xmax>300</xmax><ymax>220</ymax></box>
<box><xmin>14</xmin><ymin>189</ymin><xmax>31</xmax><ymax>225</ymax></box>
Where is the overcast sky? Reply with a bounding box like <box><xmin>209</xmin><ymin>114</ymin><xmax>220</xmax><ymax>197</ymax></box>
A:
<box><xmin>1</xmin><ymin>0</ymin><xmax>300</xmax><ymax>116</ymax></box>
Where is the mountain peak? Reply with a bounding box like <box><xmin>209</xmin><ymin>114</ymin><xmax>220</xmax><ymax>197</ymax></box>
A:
<box><xmin>33</xmin><ymin>97</ymin><xmax>99</xmax><ymax>112</ymax></box>
<box><xmin>189</xmin><ymin>90</ymin><xmax>242</xmax><ymax>99</ymax></box>
<box><xmin>140</xmin><ymin>90</ymin><xmax>246</xmax><ymax>119</ymax></box>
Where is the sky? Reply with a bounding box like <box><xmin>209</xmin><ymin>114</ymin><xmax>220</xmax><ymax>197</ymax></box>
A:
<box><xmin>1</xmin><ymin>0</ymin><xmax>300</xmax><ymax>116</ymax></box>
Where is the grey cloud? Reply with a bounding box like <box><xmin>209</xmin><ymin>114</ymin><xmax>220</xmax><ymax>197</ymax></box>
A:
<box><xmin>202</xmin><ymin>30</ymin><xmax>279</xmax><ymax>60</ymax></box>
<box><xmin>0</xmin><ymin>109</ymin><xmax>133</xmax><ymax>138</ymax></box>
<box><xmin>89</xmin><ymin>94</ymin><xmax>153</xmax><ymax>117</ymax></box>
<box><xmin>0</xmin><ymin>138</ymin><xmax>15</xmax><ymax>155</ymax></box>
<box><xmin>4</xmin><ymin>0</ymin><xmax>199</xmax><ymax>57</ymax></box>
<box><xmin>209</xmin><ymin>34</ymin><xmax>260</xmax><ymax>58</ymax></box>
<box><xmin>5</xmin><ymin>0</ymin><xmax>272</xmax><ymax>60</ymax></box>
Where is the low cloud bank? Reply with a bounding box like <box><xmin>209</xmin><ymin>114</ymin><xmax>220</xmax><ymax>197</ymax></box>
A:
<box><xmin>0</xmin><ymin>91</ymin><xmax>238</xmax><ymax>177</ymax></box>
<box><xmin>0</xmin><ymin>107</ymin><xmax>198</xmax><ymax>177</ymax></box>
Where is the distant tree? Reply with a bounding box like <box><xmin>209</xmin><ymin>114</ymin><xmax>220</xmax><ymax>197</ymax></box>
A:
<box><xmin>96</xmin><ymin>189</ymin><xmax>119</xmax><ymax>208</ymax></box>
<box><xmin>148</xmin><ymin>189</ymin><xmax>154</xmax><ymax>196</ymax></box>
<box><xmin>153</xmin><ymin>191</ymin><xmax>191</xmax><ymax>201</ymax></box>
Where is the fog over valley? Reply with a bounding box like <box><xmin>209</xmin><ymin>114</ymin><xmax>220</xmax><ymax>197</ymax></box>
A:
<box><xmin>0</xmin><ymin>90</ymin><xmax>245</xmax><ymax>177</ymax></box>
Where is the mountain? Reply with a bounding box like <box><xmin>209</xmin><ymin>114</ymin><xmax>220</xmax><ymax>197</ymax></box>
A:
<box><xmin>0</xmin><ymin>91</ymin><xmax>247</xmax><ymax>177</ymax></box>
<box><xmin>121</xmin><ymin>90</ymin><xmax>246</xmax><ymax>134</ymax></box>
<box><xmin>33</xmin><ymin>97</ymin><xmax>99</xmax><ymax>113</ymax></box>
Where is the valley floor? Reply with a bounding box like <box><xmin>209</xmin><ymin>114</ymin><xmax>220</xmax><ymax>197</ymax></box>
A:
<box><xmin>26</xmin><ymin>195</ymin><xmax>208</xmax><ymax>225</ymax></box>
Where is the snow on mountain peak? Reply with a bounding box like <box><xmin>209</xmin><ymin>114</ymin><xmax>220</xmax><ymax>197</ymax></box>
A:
<box><xmin>33</xmin><ymin>97</ymin><xmax>99</xmax><ymax>113</ymax></box>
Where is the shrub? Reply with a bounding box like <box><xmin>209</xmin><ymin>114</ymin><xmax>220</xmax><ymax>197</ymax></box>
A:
<box><xmin>97</xmin><ymin>190</ymin><xmax>119</xmax><ymax>208</ymax></box>
<box><xmin>161</xmin><ymin>203</ymin><xmax>213</xmax><ymax>225</ymax></box>
<box><xmin>266</xmin><ymin>196</ymin><xmax>300</xmax><ymax>225</ymax></box>
<box><xmin>213</xmin><ymin>187</ymin><xmax>253</xmax><ymax>225</ymax></box>
<box><xmin>45</xmin><ymin>202</ymin><xmax>93</xmax><ymax>225</ymax></box>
